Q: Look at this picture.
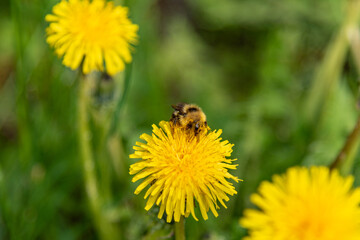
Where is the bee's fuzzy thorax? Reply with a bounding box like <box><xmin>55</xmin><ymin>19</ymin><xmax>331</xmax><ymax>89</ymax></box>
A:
<box><xmin>170</xmin><ymin>103</ymin><xmax>208</xmax><ymax>134</ymax></box>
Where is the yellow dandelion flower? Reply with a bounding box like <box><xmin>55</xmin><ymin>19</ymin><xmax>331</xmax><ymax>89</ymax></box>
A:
<box><xmin>240</xmin><ymin>166</ymin><xmax>360</xmax><ymax>240</ymax></box>
<box><xmin>45</xmin><ymin>0</ymin><xmax>138</xmax><ymax>76</ymax></box>
<box><xmin>129</xmin><ymin>121</ymin><xmax>241</xmax><ymax>223</ymax></box>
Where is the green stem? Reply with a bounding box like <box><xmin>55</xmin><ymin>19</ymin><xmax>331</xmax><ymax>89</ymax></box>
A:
<box><xmin>105</xmin><ymin>66</ymin><xmax>131</xmax><ymax>182</ymax></box>
<box><xmin>78</xmin><ymin>74</ymin><xmax>101</xmax><ymax>227</ymax></box>
<box><xmin>78</xmin><ymin>75</ymin><xmax>121</xmax><ymax>240</ymax></box>
<box><xmin>12</xmin><ymin>0</ymin><xmax>32</xmax><ymax>165</ymax></box>
<box><xmin>175</xmin><ymin>216</ymin><xmax>185</xmax><ymax>240</ymax></box>
<box><xmin>330</xmin><ymin>114</ymin><xmax>360</xmax><ymax>175</ymax></box>
<box><xmin>304</xmin><ymin>0</ymin><xmax>360</xmax><ymax>123</ymax></box>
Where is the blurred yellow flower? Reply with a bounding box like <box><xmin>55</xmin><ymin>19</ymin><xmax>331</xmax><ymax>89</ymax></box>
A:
<box><xmin>45</xmin><ymin>0</ymin><xmax>138</xmax><ymax>76</ymax></box>
<box><xmin>240</xmin><ymin>166</ymin><xmax>360</xmax><ymax>240</ymax></box>
<box><xmin>129</xmin><ymin>121</ymin><xmax>240</xmax><ymax>222</ymax></box>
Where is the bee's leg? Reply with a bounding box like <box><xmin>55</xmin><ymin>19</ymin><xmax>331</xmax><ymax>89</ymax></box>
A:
<box><xmin>170</xmin><ymin>113</ymin><xmax>178</xmax><ymax>125</ymax></box>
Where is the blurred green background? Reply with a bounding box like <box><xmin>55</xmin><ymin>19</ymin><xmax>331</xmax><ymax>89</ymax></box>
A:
<box><xmin>1</xmin><ymin>0</ymin><xmax>360</xmax><ymax>239</ymax></box>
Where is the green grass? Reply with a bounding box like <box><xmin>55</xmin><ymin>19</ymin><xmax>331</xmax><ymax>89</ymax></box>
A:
<box><xmin>1</xmin><ymin>0</ymin><xmax>360</xmax><ymax>239</ymax></box>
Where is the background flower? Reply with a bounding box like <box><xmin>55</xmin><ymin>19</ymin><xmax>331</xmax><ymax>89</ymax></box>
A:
<box><xmin>45</xmin><ymin>0</ymin><xmax>138</xmax><ymax>75</ymax></box>
<box><xmin>129</xmin><ymin>121</ymin><xmax>240</xmax><ymax>222</ymax></box>
<box><xmin>240</xmin><ymin>166</ymin><xmax>360</xmax><ymax>240</ymax></box>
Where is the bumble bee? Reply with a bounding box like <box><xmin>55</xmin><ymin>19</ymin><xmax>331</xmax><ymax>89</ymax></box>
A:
<box><xmin>170</xmin><ymin>103</ymin><xmax>208</xmax><ymax>134</ymax></box>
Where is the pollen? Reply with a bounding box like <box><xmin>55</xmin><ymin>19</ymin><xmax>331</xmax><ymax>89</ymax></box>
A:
<box><xmin>129</xmin><ymin>121</ymin><xmax>241</xmax><ymax>222</ymax></box>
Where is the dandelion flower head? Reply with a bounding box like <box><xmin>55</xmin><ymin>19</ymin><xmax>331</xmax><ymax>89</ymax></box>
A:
<box><xmin>45</xmin><ymin>0</ymin><xmax>138</xmax><ymax>75</ymax></box>
<box><xmin>240</xmin><ymin>166</ymin><xmax>360</xmax><ymax>240</ymax></box>
<box><xmin>129</xmin><ymin>121</ymin><xmax>241</xmax><ymax>222</ymax></box>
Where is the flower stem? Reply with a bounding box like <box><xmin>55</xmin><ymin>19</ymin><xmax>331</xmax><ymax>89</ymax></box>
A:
<box><xmin>78</xmin><ymin>74</ymin><xmax>121</xmax><ymax>240</ymax></box>
<box><xmin>175</xmin><ymin>216</ymin><xmax>186</xmax><ymax>240</ymax></box>
<box><xmin>330</xmin><ymin>114</ymin><xmax>360</xmax><ymax>175</ymax></box>
<box><xmin>78</xmin><ymin>74</ymin><xmax>100</xmax><ymax>230</ymax></box>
